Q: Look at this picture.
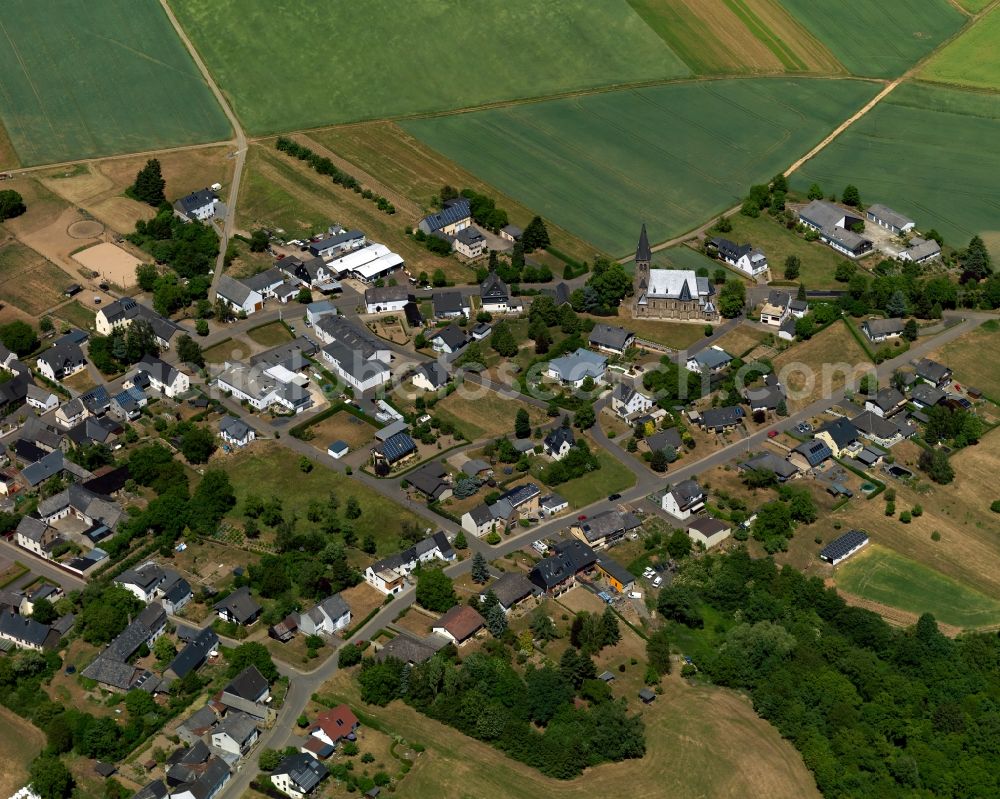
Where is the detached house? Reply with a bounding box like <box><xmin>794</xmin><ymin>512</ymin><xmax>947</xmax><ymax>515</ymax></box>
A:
<box><xmin>37</xmin><ymin>341</ymin><xmax>86</xmax><ymax>382</ymax></box>
<box><xmin>798</xmin><ymin>200</ymin><xmax>873</xmax><ymax>259</ymax></box>
<box><xmin>452</xmin><ymin>226</ymin><xmax>486</xmax><ymax>258</ymax></box>
<box><xmin>815</xmin><ymin>418</ymin><xmax>861</xmax><ymax>457</ymax></box>
<box><xmin>915</xmin><ymin>359</ymin><xmax>952</xmax><ymax>388</ymax></box>
<box><xmin>26</xmin><ymin>384</ymin><xmax>59</xmax><ymax>412</ymax></box>
<box><xmin>789</xmin><ymin>439</ymin><xmax>833</xmax><ymax>471</ymax></box>
<box><xmin>708</xmin><ymin>237</ymin><xmax>768</xmax><ymax>277</ymax></box>
<box><xmin>310</xmin><ymin>705</ymin><xmax>359</xmax><ymax>749</ymax></box>
<box><xmin>138</xmin><ymin>357</ymin><xmax>190</xmax><ymax>397</ymax></box>
<box><xmin>529</xmin><ymin>539</ymin><xmax>598</xmax><ymax>596</ymax></box>
<box><xmin>685</xmin><ymin>346</ymin><xmax>733</xmax><ymax>374</ymax></box>
<box><xmin>428</xmin><ymin>324</ymin><xmax>467</xmax><ymax>355</ymax></box>
<box><xmin>214</xmin><ymin>586</ymin><xmax>262</xmax><ymax>626</ymax></box>
<box><xmin>546</xmin><ymin>348</ymin><xmax>606</xmax><ymax>387</ymax></box>
<box><xmin>661</xmin><ymin>480</ymin><xmax>705</xmax><ymax>520</ymax></box>
<box><xmin>217</xmin><ymin>275</ymin><xmax>264</xmax><ymax>316</ymax></box>
<box><xmin>364</xmin><ymin>532</ymin><xmax>455</xmax><ymax>595</ymax></box>
<box><xmin>431</xmin><ymin>604</ymin><xmax>485</xmax><ymax>645</ymax></box>
<box><xmin>570</xmin><ymin>509</ymin><xmax>640</xmax><ymax>550</ymax></box>
<box><xmin>364</xmin><ymin>285</ymin><xmax>410</xmax><ymax>314</ymax></box>
<box><xmin>861</xmin><ymin>318</ymin><xmax>905</xmax><ymax>343</ymax></box>
<box><xmin>271</xmin><ymin>753</ymin><xmax>328</xmax><ymax>799</ymax></box>
<box><xmin>297</xmin><ymin>594</ymin><xmax>351</xmax><ymax>636</ymax></box>
<box><xmin>54</xmin><ymin>399</ymin><xmax>88</xmax><ymax>429</ymax></box>
<box><xmin>865</xmin><ymin>387</ymin><xmax>906</xmax><ymax>418</ymax></box>
<box><xmin>611</xmin><ymin>383</ymin><xmax>653</xmax><ymax>419</ymax></box>
<box><xmin>418</xmin><ymin>198</ymin><xmax>472</xmax><ymax>237</ymax></box>
<box><xmin>482</xmin><ymin>572</ymin><xmax>535</xmax><ymax>614</ymax></box>
<box><xmin>219</xmin><ymin>416</ymin><xmax>255</xmax><ymax>448</ymax></box>
<box><xmin>588</xmin><ymin>324</ymin><xmax>635</xmax><ymax>356</ymax></box>
<box><xmin>480</xmin><ymin>271</ymin><xmax>518</xmax><ymax>314</ymax></box>
<box><xmin>759</xmin><ymin>290</ymin><xmax>808</xmax><ymax>327</ymax></box>
<box><xmin>432</xmin><ymin>291</ymin><xmax>469</xmax><ymax>319</ymax></box>
<box><xmin>174</xmin><ymin>188</ymin><xmax>218</xmax><ymax>222</ymax></box>
<box><xmin>543</xmin><ymin>426</ymin><xmax>575</xmax><ymax>461</ymax></box>
<box><xmin>15</xmin><ymin>516</ymin><xmax>58</xmax><ymax>557</ymax></box>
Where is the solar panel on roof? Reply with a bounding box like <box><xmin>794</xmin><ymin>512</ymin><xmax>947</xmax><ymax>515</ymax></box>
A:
<box><xmin>820</xmin><ymin>530</ymin><xmax>869</xmax><ymax>562</ymax></box>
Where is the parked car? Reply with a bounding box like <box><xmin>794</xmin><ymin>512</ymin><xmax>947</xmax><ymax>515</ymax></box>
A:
<box><xmin>608</xmin><ymin>493</ymin><xmax>621</xmax><ymax>501</ymax></box>
<box><xmin>652</xmin><ymin>576</ymin><xmax>663</xmax><ymax>587</ymax></box>
<box><xmin>767</xmin><ymin>430</ymin><xmax>778</xmax><ymax>438</ymax></box>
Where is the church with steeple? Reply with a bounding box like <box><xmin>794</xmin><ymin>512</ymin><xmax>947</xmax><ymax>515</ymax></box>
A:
<box><xmin>631</xmin><ymin>224</ymin><xmax>719</xmax><ymax>321</ymax></box>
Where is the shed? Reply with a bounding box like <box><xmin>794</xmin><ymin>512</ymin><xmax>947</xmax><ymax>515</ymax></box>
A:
<box><xmin>638</xmin><ymin>688</ymin><xmax>656</xmax><ymax>704</ymax></box>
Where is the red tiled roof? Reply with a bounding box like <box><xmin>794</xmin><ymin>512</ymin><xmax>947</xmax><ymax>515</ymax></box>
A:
<box><xmin>312</xmin><ymin>704</ymin><xmax>359</xmax><ymax>740</ymax></box>
<box><xmin>434</xmin><ymin>604</ymin><xmax>485</xmax><ymax>642</ymax></box>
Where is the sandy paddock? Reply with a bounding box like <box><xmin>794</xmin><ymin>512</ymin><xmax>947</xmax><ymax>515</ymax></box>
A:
<box><xmin>72</xmin><ymin>241</ymin><xmax>142</xmax><ymax>288</ymax></box>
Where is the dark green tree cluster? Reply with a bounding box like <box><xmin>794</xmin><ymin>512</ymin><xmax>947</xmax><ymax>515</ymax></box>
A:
<box><xmin>571</xmin><ymin>258</ymin><xmax>631</xmax><ymax>315</ymax></box>
<box><xmin>225</xmin><ymin>641</ymin><xmax>279</xmax><ymax>682</ymax></box>
<box><xmin>923</xmin><ymin>404</ymin><xmax>984</xmax><ymax>449</ymax></box>
<box><xmin>0</xmin><ymin>320</ymin><xmax>38</xmax><ymax>356</ymax></box>
<box><xmin>357</xmin><ymin>649</ymin><xmax>644</xmax><ymax>778</ymax></box>
<box><xmin>128</xmin><ymin>206</ymin><xmax>219</xmax><ymax>278</ymax></box>
<box><xmin>127</xmin><ymin>159</ymin><xmax>166</xmax><ymax>206</ymax></box>
<box><xmin>0</xmin><ymin>189</ymin><xmax>27</xmax><ymax>221</ymax></box>
<box><xmin>415</xmin><ymin>568</ymin><xmax>457</xmax><ymax>612</ymax></box>
<box><xmin>643</xmin><ymin>355</ymin><xmax>704</xmax><ymax>408</ymax></box>
<box><xmin>276</xmin><ymin>138</ymin><xmax>394</xmax><ymax>213</ymax></box>
<box><xmin>538</xmin><ymin>439</ymin><xmax>599</xmax><ymax>486</ymax></box>
<box><xmin>458</xmin><ymin>187</ymin><xmax>507</xmax><ymax>231</ymax></box>
<box><xmin>661</xmin><ymin>550</ymin><xmax>1000</xmax><ymax>799</ymax></box>
<box><xmin>521</xmin><ymin>216</ymin><xmax>550</xmax><ymax>252</ymax></box>
<box><xmin>717</xmin><ymin>279</ymin><xmax>746</xmax><ymax>318</ymax></box>
<box><xmin>569</xmin><ymin>607</ymin><xmax>620</xmax><ymax>654</ymax></box>
<box><xmin>740</xmin><ymin>175</ymin><xmax>786</xmax><ymax>218</ymax></box>
<box><xmin>88</xmin><ymin>319</ymin><xmax>160</xmax><ymax>374</ymax></box>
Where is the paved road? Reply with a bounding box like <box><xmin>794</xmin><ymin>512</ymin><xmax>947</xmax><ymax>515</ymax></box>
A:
<box><xmin>157</xmin><ymin>0</ymin><xmax>248</xmax><ymax>303</ymax></box>
<box><xmin>0</xmin><ymin>539</ymin><xmax>85</xmax><ymax>591</ymax></box>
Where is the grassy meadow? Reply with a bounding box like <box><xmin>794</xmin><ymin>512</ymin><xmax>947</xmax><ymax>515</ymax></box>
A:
<box><xmin>793</xmin><ymin>82</ymin><xmax>1000</xmax><ymax>253</ymax></box>
<box><xmin>777</xmin><ymin>0</ymin><xmax>966</xmax><ymax>77</ymax></box>
<box><xmin>0</xmin><ymin>0</ymin><xmax>230</xmax><ymax>165</ymax></box>
<box><xmin>169</xmin><ymin>0</ymin><xmax>689</xmax><ymax>134</ymax></box>
<box><xmin>921</xmin><ymin>5</ymin><xmax>1000</xmax><ymax>90</ymax></box>
<box><xmin>403</xmin><ymin>78</ymin><xmax>880</xmax><ymax>255</ymax></box>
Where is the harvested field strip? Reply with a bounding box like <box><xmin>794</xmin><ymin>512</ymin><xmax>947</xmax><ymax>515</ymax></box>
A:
<box><xmin>723</xmin><ymin>0</ymin><xmax>803</xmax><ymax>70</ymax></box>
<box><xmin>403</xmin><ymin>78</ymin><xmax>880</xmax><ymax>255</ymax></box>
<box><xmin>792</xmin><ymin>82</ymin><xmax>1000</xmax><ymax>253</ymax></box>
<box><xmin>777</xmin><ymin>0</ymin><xmax>965</xmax><ymax>78</ymax></box>
<box><xmin>0</xmin><ymin>0</ymin><xmax>230</xmax><ymax>165</ymax></box>
<box><xmin>0</xmin><ymin>707</ymin><xmax>45</xmax><ymax>799</ymax></box>
<box><xmin>169</xmin><ymin>0</ymin><xmax>689</xmax><ymax>134</ymax></box>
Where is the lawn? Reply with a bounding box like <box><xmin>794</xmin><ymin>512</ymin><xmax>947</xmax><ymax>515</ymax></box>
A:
<box><xmin>246</xmin><ymin>320</ymin><xmax>293</xmax><ymax>347</ymax></box>
<box><xmin>927</xmin><ymin>320</ymin><xmax>1000</xmax><ymax>400</ymax></box>
<box><xmin>203</xmin><ymin>337</ymin><xmax>251</xmax><ymax>364</ymax></box>
<box><xmin>627</xmin><ymin>0</ymin><xmax>841</xmax><ymax>74</ymax></box>
<box><xmin>306</xmin><ymin>123</ymin><xmax>599</xmax><ymax>262</ymax></box>
<box><xmin>711</xmin><ymin>324</ymin><xmax>771</xmax><ymax>358</ymax></box>
<box><xmin>835</xmin><ymin>545</ymin><xmax>1000</xmax><ymax>630</ymax></box>
<box><xmin>54</xmin><ymin>300</ymin><xmax>96</xmax><ymax>331</ymax></box>
<box><xmin>792</xmin><ymin>82</ymin><xmax>1000</xmax><ymax>255</ymax></box>
<box><xmin>0</xmin><ymin>0</ymin><xmax>230</xmax><ymax>165</ymax></box>
<box><xmin>318</xmin><ymin>668</ymin><xmax>819</xmax><ymax>799</ymax></box>
<box><xmin>588</xmin><ymin>314</ymin><xmax>708</xmax><ymax>351</ymax></box>
<box><xmin>771</xmin><ymin>320</ymin><xmax>871</xmax><ymax>410</ymax></box>
<box><xmin>0</xmin><ymin>707</ymin><xmax>45</xmax><ymax>798</ymax></box>
<box><xmin>544</xmin><ymin>448</ymin><xmax>637</xmax><ymax>509</ymax></box>
<box><xmin>431</xmin><ymin>388</ymin><xmax>548</xmax><ymax>441</ymax></box>
<box><xmin>402</xmin><ymin>78</ymin><xmax>880</xmax><ymax>256</ymax></box>
<box><xmin>219</xmin><ymin>443</ymin><xmax>426</xmax><ymax>556</ymax></box>
<box><xmin>169</xmin><ymin>0</ymin><xmax>688</xmax><ymax>135</ymax></box>
<box><xmin>715</xmin><ymin>209</ymin><xmax>852</xmax><ymax>289</ymax></box>
<box><xmin>0</xmin><ymin>241</ymin><xmax>72</xmax><ymax>315</ymax></box>
<box><xmin>922</xmin><ymin>5</ymin><xmax>1000</xmax><ymax>90</ymax></box>
<box><xmin>777</xmin><ymin>0</ymin><xmax>965</xmax><ymax>77</ymax></box>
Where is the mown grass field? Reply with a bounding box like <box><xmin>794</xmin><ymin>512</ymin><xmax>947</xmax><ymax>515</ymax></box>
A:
<box><xmin>319</xmin><ymin>670</ymin><xmax>820</xmax><ymax>799</ymax></box>
<box><xmin>430</xmin><ymin>390</ymin><xmax>548</xmax><ymax>442</ymax></box>
<box><xmin>928</xmin><ymin>320</ymin><xmax>1000</xmax><ymax>401</ymax></box>
<box><xmin>246</xmin><ymin>321</ymin><xmax>293</xmax><ymax>348</ymax></box>
<box><xmin>793</xmin><ymin>83</ymin><xmax>1000</xmax><ymax>254</ymax></box>
<box><xmin>403</xmin><ymin>78</ymin><xmax>880</xmax><ymax>256</ymax></box>
<box><xmin>777</xmin><ymin>0</ymin><xmax>966</xmax><ymax>78</ymax></box>
<box><xmin>835</xmin><ymin>545</ymin><xmax>1000</xmax><ymax>630</ymax></box>
<box><xmin>627</xmin><ymin>0</ymin><xmax>841</xmax><ymax>74</ymax></box>
<box><xmin>771</xmin><ymin>320</ymin><xmax>871</xmax><ymax>409</ymax></box>
<box><xmin>169</xmin><ymin>0</ymin><xmax>689</xmax><ymax>135</ymax></box>
<box><xmin>543</xmin><ymin>447</ymin><xmax>637</xmax><ymax>509</ymax></box>
<box><xmin>0</xmin><ymin>707</ymin><xmax>45</xmax><ymax>799</ymax></box>
<box><xmin>219</xmin><ymin>443</ymin><xmax>426</xmax><ymax>556</ymax></box>
<box><xmin>0</xmin><ymin>0</ymin><xmax>230</xmax><ymax>165</ymax></box>
<box><xmin>921</xmin><ymin>5</ymin><xmax>1000</xmax><ymax>90</ymax></box>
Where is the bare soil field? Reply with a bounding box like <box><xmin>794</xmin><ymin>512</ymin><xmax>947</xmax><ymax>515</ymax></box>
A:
<box><xmin>318</xmin><ymin>667</ymin><xmax>820</xmax><ymax>799</ymax></box>
<box><xmin>72</xmin><ymin>241</ymin><xmax>143</xmax><ymax>289</ymax></box>
<box><xmin>0</xmin><ymin>239</ymin><xmax>73</xmax><ymax>315</ymax></box>
<box><xmin>772</xmin><ymin>321</ymin><xmax>871</xmax><ymax>409</ymax></box>
<box><xmin>340</xmin><ymin>582</ymin><xmax>385</xmax><ymax>635</ymax></box>
<box><xmin>307</xmin><ymin>411</ymin><xmax>378</xmax><ymax>452</ymax></box>
<box><xmin>0</xmin><ymin>706</ymin><xmax>45</xmax><ymax>798</ymax></box>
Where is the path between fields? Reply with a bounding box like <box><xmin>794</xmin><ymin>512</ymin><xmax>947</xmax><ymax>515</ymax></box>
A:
<box><xmin>156</xmin><ymin>0</ymin><xmax>247</xmax><ymax>302</ymax></box>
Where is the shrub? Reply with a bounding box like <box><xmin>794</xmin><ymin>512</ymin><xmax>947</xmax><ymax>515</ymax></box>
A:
<box><xmin>899</xmin><ymin>511</ymin><xmax>912</xmax><ymax>524</ymax></box>
<box><xmin>885</xmin><ymin>502</ymin><xmax>895</xmax><ymax>517</ymax></box>
<box><xmin>931</xmin><ymin>531</ymin><xmax>941</xmax><ymax>542</ymax></box>
<box><xmin>911</xmin><ymin>505</ymin><xmax>923</xmax><ymax>518</ymax></box>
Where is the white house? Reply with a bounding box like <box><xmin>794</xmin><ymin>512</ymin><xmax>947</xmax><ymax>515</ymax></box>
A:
<box><xmin>364</xmin><ymin>285</ymin><xmax>410</xmax><ymax>314</ymax></box>
<box><xmin>709</xmin><ymin>237</ymin><xmax>768</xmax><ymax>277</ymax></box>
<box><xmin>138</xmin><ymin>357</ymin><xmax>190</xmax><ymax>398</ymax></box>
<box><xmin>173</xmin><ymin>188</ymin><xmax>219</xmax><ymax>222</ymax></box>
<box><xmin>25</xmin><ymin>384</ymin><xmax>59</xmax><ymax>412</ymax></box>
<box><xmin>37</xmin><ymin>342</ymin><xmax>86</xmax><ymax>382</ymax></box>
<box><xmin>428</xmin><ymin>324</ymin><xmax>466</xmax><ymax>355</ymax></box>
<box><xmin>364</xmin><ymin>532</ymin><xmax>455</xmax><ymax>595</ymax></box>
<box><xmin>861</xmin><ymin>318</ymin><xmax>905</xmax><ymax>343</ymax></box>
<box><xmin>54</xmin><ymin>398</ymin><xmax>88</xmax><ymax>429</ymax></box>
<box><xmin>114</xmin><ymin>562</ymin><xmax>166</xmax><ymax>603</ymax></box>
<box><xmin>217</xmin><ymin>275</ymin><xmax>264</xmax><ymax>316</ymax></box>
<box><xmin>543</xmin><ymin>426</ymin><xmax>574</xmax><ymax>461</ymax></box>
<box><xmin>210</xmin><ymin>711</ymin><xmax>259</xmax><ymax>757</ymax></box>
<box><xmin>15</xmin><ymin>516</ymin><xmax>56</xmax><ymax>557</ymax></box>
<box><xmin>685</xmin><ymin>346</ymin><xmax>733</xmax><ymax>374</ymax></box>
<box><xmin>610</xmin><ymin>383</ymin><xmax>653</xmax><ymax>419</ymax></box>
<box><xmin>296</xmin><ymin>594</ymin><xmax>350</xmax><ymax>636</ymax></box>
<box><xmin>661</xmin><ymin>480</ymin><xmax>705</xmax><ymax>520</ymax></box>
<box><xmin>271</xmin><ymin>753</ymin><xmax>328</xmax><ymax>799</ymax></box>
<box><xmin>452</xmin><ymin>227</ymin><xmax>486</xmax><ymax>258</ymax></box>
<box><xmin>219</xmin><ymin>415</ymin><xmax>255</xmax><ymax>448</ymax></box>
<box><xmin>480</xmin><ymin>271</ymin><xmax>520</xmax><ymax>314</ymax></box>
<box><xmin>546</xmin><ymin>348</ymin><xmax>606</xmax><ymax>387</ymax></box>
<box><xmin>411</xmin><ymin>362</ymin><xmax>449</xmax><ymax>392</ymax></box>
<box><xmin>321</xmin><ymin>341</ymin><xmax>391</xmax><ymax>393</ymax></box>
<box><xmin>461</xmin><ymin>504</ymin><xmax>497</xmax><ymax>539</ymax></box>
<box><xmin>686</xmin><ymin>517</ymin><xmax>731</xmax><ymax>549</ymax></box>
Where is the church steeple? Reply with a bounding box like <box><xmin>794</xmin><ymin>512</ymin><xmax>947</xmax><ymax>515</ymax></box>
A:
<box><xmin>634</xmin><ymin>223</ymin><xmax>650</xmax><ymax>292</ymax></box>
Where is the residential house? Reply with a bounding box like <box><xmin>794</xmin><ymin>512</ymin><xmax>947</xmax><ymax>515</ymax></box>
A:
<box><xmin>588</xmin><ymin>324</ymin><xmax>635</xmax><ymax>356</ymax></box>
<box><xmin>428</xmin><ymin>324</ymin><xmax>466</xmax><ymax>355</ymax></box>
<box><xmin>26</xmin><ymin>385</ymin><xmax>59</xmax><ymax>412</ymax></box>
<box><xmin>319</xmin><ymin>335</ymin><xmax>391</xmax><ymax>393</ymax></box>
<box><xmin>115</xmin><ymin>562</ymin><xmax>167</xmax><ymax>603</ymax></box>
<box><xmin>169</xmin><ymin>756</ymin><xmax>230</xmax><ymax>799</ymax></box>
<box><xmin>173</xmin><ymin>188</ymin><xmax>218</xmax><ymax>222</ymax></box>
<box><xmin>460</xmin><ymin>503</ymin><xmax>497</xmax><ymax>539</ymax></box>
<box><xmin>899</xmin><ymin>236</ymin><xmax>941</xmax><ymax>264</ymax></box>
<box><xmin>297</xmin><ymin>594</ymin><xmax>351</xmax><ymax>637</ymax></box>
<box><xmin>865</xmin><ymin>387</ymin><xmax>906</xmax><ymax>418</ymax></box>
<box><xmin>310</xmin><ymin>705</ymin><xmax>359</xmax><ymax>748</ymax></box>
<box><xmin>210</xmin><ymin>711</ymin><xmax>259</xmax><ymax>757</ymax></box>
<box><xmin>374</xmin><ymin>631</ymin><xmax>441</xmax><ymax>665</ymax></box>
<box><xmin>407</xmin><ymin>462</ymin><xmax>452</xmax><ymax>501</ymax></box>
<box><xmin>611</xmin><ymin>383</ymin><xmax>653</xmax><ymax>419</ymax></box>
<box><xmin>708</xmin><ymin>237</ymin><xmax>768</xmax><ymax>277</ymax></box>
<box><xmin>132</xmin><ymin>780</ymin><xmax>169</xmax><ymax>799</ymax></box>
<box><xmin>431</xmin><ymin>604</ymin><xmax>485</xmax><ymax>645</ymax></box>
<box><xmin>278</xmin><ymin>254</ymin><xmax>342</xmax><ymax>292</ymax></box>
<box><xmin>305</xmin><ymin>300</ymin><xmax>337</xmax><ymax>327</ymax></box>
<box><xmin>865</xmin><ymin>204</ymin><xmax>915</xmax><ymax>235</ymax></box>
<box><xmin>851</xmin><ymin>410</ymin><xmax>912</xmax><ymax>449</ymax></box>
<box><xmin>743</xmin><ymin>373</ymin><xmax>785</xmax><ymax>414</ymax></box>
<box><xmin>36</xmin><ymin>341</ymin><xmax>86</xmax><ymax>382</ymax></box>
<box><xmin>417</xmin><ymin>198</ymin><xmax>471</xmax><ymax>236</ymax></box>
<box><xmin>543</xmin><ymin>426</ymin><xmax>574</xmax><ymax>461</ymax></box>
<box><xmin>595</xmin><ymin>556</ymin><xmax>635</xmax><ymax>593</ymax></box>
<box><xmin>364</xmin><ymin>532</ymin><xmax>455</xmax><ymax>595</ymax></box>
<box><xmin>909</xmin><ymin>382</ymin><xmax>946</xmax><ymax>409</ymax></box>
<box><xmin>451</xmin><ymin>226</ymin><xmax>486</xmax><ymax>258</ymax></box>
<box><xmin>214</xmin><ymin>586</ymin><xmax>262</xmax><ymax>626</ymax></box>
<box><xmin>528</xmin><ymin>539</ymin><xmax>598</xmax><ymax>596</ymax></box>
<box><xmin>95</xmin><ymin>298</ymin><xmax>181</xmax><ymax>349</ymax></box>
<box><xmin>861</xmin><ymin>318</ymin><xmax>905</xmax><ymax>343</ymax></box>
<box><xmin>661</xmin><ymin>480</ymin><xmax>705</xmax><ymax>520</ymax></box>
<box><xmin>364</xmin><ymin>285</ymin><xmax>410</xmax><ymax>314</ymax></box>
<box><xmin>0</xmin><ymin>610</ymin><xmax>59</xmax><ymax>651</ymax></box>
<box><xmin>219</xmin><ymin>416</ymin><xmax>255</xmax><ymax>448</ymax></box>
<box><xmin>738</xmin><ymin>452</ymin><xmax>798</xmax><ymax>482</ymax></box>
<box><xmin>244</xmin><ymin>267</ymin><xmax>290</xmax><ymax>301</ymax></box>
<box><xmin>686</xmin><ymin>517</ymin><xmax>732</xmax><ymax>549</ymax></box>
<box><xmin>15</xmin><ymin>516</ymin><xmax>59</xmax><ymax>558</ymax></box>
<box><xmin>217</xmin><ymin>274</ymin><xmax>264</xmax><ymax>316</ymax></box>
<box><xmin>797</xmin><ymin>200</ymin><xmax>873</xmax><ymax>258</ymax></box>
<box><xmin>166</xmin><ymin>628</ymin><xmax>218</xmax><ymax>680</ymax></box>
<box><xmin>432</xmin><ymin>291</ymin><xmax>469</xmax><ymax>319</ymax></box>
<box><xmin>308</xmin><ymin>229</ymin><xmax>365</xmax><ymax>259</ymax></box>
<box><xmin>480</xmin><ymin>271</ymin><xmax>518</xmax><ymax>314</ymax></box>
<box><xmin>546</xmin><ymin>348</ymin><xmax>606</xmax><ymax>387</ymax></box>
<box><xmin>411</xmin><ymin>362</ymin><xmax>449</xmax><ymax>392</ymax></box>
<box><xmin>815</xmin><ymin>418</ymin><xmax>861</xmax><ymax>457</ymax></box>
<box><xmin>370</xmin><ymin>430</ymin><xmax>417</xmax><ymax>472</ymax></box>
<box><xmin>789</xmin><ymin>439</ymin><xmax>833</xmax><ymax>471</ymax></box>
<box><xmin>685</xmin><ymin>346</ymin><xmax>733</xmax><ymax>374</ymax></box>
<box><xmin>697</xmin><ymin>405</ymin><xmax>744</xmax><ymax>433</ymax></box>
<box><xmin>215</xmin><ymin>363</ymin><xmax>313</xmax><ymax>414</ymax></box>
<box><xmin>915</xmin><ymin>359</ymin><xmax>952</xmax><ymax>388</ymax></box>
<box><xmin>219</xmin><ymin>665</ymin><xmax>271</xmax><ymax>717</ymax></box>
<box><xmin>138</xmin><ymin>357</ymin><xmax>190</xmax><ymax>397</ymax></box>
<box><xmin>759</xmin><ymin>290</ymin><xmax>807</xmax><ymax>327</ymax></box>
<box><xmin>500</xmin><ymin>483</ymin><xmax>540</xmax><ymax>516</ymax></box>
<box><xmin>482</xmin><ymin>572</ymin><xmax>535</xmax><ymax>614</ymax></box>
<box><xmin>571</xmin><ymin>509</ymin><xmax>640</xmax><ymax>550</ymax></box>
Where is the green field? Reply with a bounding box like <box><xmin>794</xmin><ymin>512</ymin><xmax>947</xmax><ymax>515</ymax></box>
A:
<box><xmin>169</xmin><ymin>0</ymin><xmax>689</xmax><ymax>135</ymax></box>
<box><xmin>793</xmin><ymin>82</ymin><xmax>1000</xmax><ymax>251</ymax></box>
<box><xmin>921</xmin><ymin>5</ymin><xmax>1000</xmax><ymax>90</ymax></box>
<box><xmin>777</xmin><ymin>0</ymin><xmax>965</xmax><ymax>78</ymax></box>
<box><xmin>403</xmin><ymin>78</ymin><xmax>879</xmax><ymax>255</ymax></box>
<box><xmin>835</xmin><ymin>545</ymin><xmax>1000</xmax><ymax>629</ymax></box>
<box><xmin>536</xmin><ymin>448</ymin><xmax>637</xmax><ymax>509</ymax></box>
<box><xmin>0</xmin><ymin>0</ymin><xmax>230</xmax><ymax>165</ymax></box>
